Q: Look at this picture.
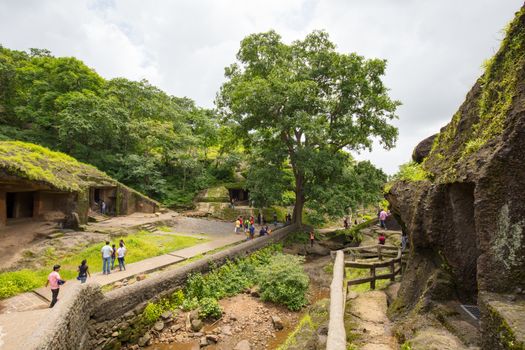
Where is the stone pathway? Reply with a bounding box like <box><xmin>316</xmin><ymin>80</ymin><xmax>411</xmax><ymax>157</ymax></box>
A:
<box><xmin>346</xmin><ymin>290</ymin><xmax>397</xmax><ymax>349</ymax></box>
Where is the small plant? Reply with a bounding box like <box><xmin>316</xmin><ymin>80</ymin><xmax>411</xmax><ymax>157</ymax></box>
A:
<box><xmin>393</xmin><ymin>162</ymin><xmax>429</xmax><ymax>182</ymax></box>
<box><xmin>198</xmin><ymin>297</ymin><xmax>222</xmax><ymax>319</ymax></box>
<box><xmin>182</xmin><ymin>297</ymin><xmax>200</xmax><ymax>311</ymax></box>
<box><xmin>401</xmin><ymin>341</ymin><xmax>412</xmax><ymax>350</ymax></box>
<box><xmin>256</xmin><ymin>254</ymin><xmax>309</xmax><ymax>311</ymax></box>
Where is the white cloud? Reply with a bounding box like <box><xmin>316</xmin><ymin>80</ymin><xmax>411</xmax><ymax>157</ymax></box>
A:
<box><xmin>0</xmin><ymin>0</ymin><xmax>522</xmax><ymax>173</ymax></box>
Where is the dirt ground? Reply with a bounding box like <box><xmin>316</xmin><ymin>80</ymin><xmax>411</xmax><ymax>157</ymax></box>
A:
<box><xmin>0</xmin><ymin>212</ymin><xmax>239</xmax><ymax>272</ymax></box>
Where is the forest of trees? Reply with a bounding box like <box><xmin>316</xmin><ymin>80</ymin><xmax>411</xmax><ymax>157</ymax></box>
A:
<box><xmin>0</xmin><ymin>32</ymin><xmax>397</xmax><ymax>224</ymax></box>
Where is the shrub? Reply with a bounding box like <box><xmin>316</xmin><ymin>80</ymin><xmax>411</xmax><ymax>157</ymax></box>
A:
<box><xmin>393</xmin><ymin>161</ymin><xmax>429</xmax><ymax>182</ymax></box>
<box><xmin>256</xmin><ymin>254</ymin><xmax>309</xmax><ymax>311</ymax></box>
<box><xmin>0</xmin><ymin>270</ymin><xmax>42</xmax><ymax>299</ymax></box>
<box><xmin>198</xmin><ymin>297</ymin><xmax>222</xmax><ymax>319</ymax></box>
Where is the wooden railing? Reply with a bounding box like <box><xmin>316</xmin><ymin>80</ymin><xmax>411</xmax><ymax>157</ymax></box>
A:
<box><xmin>343</xmin><ymin>244</ymin><xmax>403</xmax><ymax>290</ymax></box>
<box><xmin>326</xmin><ymin>250</ymin><xmax>347</xmax><ymax>350</ymax></box>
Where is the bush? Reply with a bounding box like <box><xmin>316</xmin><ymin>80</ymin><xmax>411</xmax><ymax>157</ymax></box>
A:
<box><xmin>198</xmin><ymin>297</ymin><xmax>222</xmax><ymax>319</ymax></box>
<box><xmin>142</xmin><ymin>289</ymin><xmax>185</xmax><ymax>324</ymax></box>
<box><xmin>256</xmin><ymin>254</ymin><xmax>309</xmax><ymax>311</ymax></box>
<box><xmin>0</xmin><ymin>270</ymin><xmax>42</xmax><ymax>299</ymax></box>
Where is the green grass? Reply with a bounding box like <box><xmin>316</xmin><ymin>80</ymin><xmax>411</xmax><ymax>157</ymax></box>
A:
<box><xmin>0</xmin><ymin>231</ymin><xmax>204</xmax><ymax>299</ymax></box>
<box><xmin>346</xmin><ymin>265</ymin><xmax>391</xmax><ymax>293</ymax></box>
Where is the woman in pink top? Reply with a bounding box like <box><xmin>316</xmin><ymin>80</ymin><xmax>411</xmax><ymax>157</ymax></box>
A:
<box><xmin>45</xmin><ymin>264</ymin><xmax>64</xmax><ymax>308</ymax></box>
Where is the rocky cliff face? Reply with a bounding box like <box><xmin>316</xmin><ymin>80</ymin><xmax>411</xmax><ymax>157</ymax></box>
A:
<box><xmin>386</xmin><ymin>6</ymin><xmax>525</xmax><ymax>350</ymax></box>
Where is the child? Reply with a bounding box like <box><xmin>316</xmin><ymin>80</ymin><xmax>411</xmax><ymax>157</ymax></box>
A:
<box><xmin>378</xmin><ymin>232</ymin><xmax>386</xmax><ymax>245</ymax></box>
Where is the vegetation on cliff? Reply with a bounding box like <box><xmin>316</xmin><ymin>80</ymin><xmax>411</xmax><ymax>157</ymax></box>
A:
<box><xmin>420</xmin><ymin>7</ymin><xmax>525</xmax><ymax>182</ymax></box>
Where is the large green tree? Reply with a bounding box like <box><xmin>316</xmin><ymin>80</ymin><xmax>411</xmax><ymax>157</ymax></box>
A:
<box><xmin>217</xmin><ymin>30</ymin><xmax>399</xmax><ymax>225</ymax></box>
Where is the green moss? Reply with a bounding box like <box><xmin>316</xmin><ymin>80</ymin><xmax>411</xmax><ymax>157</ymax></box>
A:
<box><xmin>0</xmin><ymin>140</ymin><xmax>113</xmax><ymax>191</ymax></box>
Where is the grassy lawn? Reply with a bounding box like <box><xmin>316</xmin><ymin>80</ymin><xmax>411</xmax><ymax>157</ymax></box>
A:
<box><xmin>0</xmin><ymin>231</ymin><xmax>205</xmax><ymax>299</ymax></box>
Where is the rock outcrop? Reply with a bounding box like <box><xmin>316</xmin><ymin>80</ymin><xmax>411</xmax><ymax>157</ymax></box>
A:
<box><xmin>385</xmin><ymin>6</ymin><xmax>525</xmax><ymax>350</ymax></box>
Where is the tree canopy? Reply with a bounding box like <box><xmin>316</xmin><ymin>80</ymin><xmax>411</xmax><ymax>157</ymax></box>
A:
<box><xmin>217</xmin><ymin>30</ymin><xmax>399</xmax><ymax>224</ymax></box>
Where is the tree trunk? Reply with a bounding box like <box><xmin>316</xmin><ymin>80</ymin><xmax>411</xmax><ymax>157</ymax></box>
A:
<box><xmin>292</xmin><ymin>173</ymin><xmax>305</xmax><ymax>227</ymax></box>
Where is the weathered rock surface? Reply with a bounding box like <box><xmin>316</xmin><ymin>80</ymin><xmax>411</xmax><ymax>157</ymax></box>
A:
<box><xmin>386</xmin><ymin>5</ymin><xmax>525</xmax><ymax>350</ymax></box>
<box><xmin>412</xmin><ymin>134</ymin><xmax>437</xmax><ymax>163</ymax></box>
<box><xmin>234</xmin><ymin>339</ymin><xmax>251</xmax><ymax>350</ymax></box>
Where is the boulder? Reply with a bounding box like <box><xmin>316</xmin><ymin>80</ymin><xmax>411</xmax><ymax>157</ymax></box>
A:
<box><xmin>412</xmin><ymin>134</ymin><xmax>437</xmax><ymax>163</ymax></box>
<box><xmin>191</xmin><ymin>319</ymin><xmax>203</xmax><ymax>332</ymax></box>
<box><xmin>271</xmin><ymin>315</ymin><xmax>284</xmax><ymax>330</ymax></box>
<box><xmin>136</xmin><ymin>274</ymin><xmax>147</xmax><ymax>281</ymax></box>
<box><xmin>234</xmin><ymin>340</ymin><xmax>251</xmax><ymax>350</ymax></box>
<box><xmin>161</xmin><ymin>311</ymin><xmax>173</xmax><ymax>320</ymax></box>
<box><xmin>138</xmin><ymin>333</ymin><xmax>151</xmax><ymax>347</ymax></box>
<box><xmin>153</xmin><ymin>321</ymin><xmax>164</xmax><ymax>331</ymax></box>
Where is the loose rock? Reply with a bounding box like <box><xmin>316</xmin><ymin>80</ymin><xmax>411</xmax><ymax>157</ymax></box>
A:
<box><xmin>271</xmin><ymin>315</ymin><xmax>284</xmax><ymax>330</ymax></box>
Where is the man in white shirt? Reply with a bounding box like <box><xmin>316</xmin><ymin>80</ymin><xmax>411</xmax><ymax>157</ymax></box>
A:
<box><xmin>101</xmin><ymin>241</ymin><xmax>113</xmax><ymax>275</ymax></box>
<box><xmin>117</xmin><ymin>243</ymin><xmax>126</xmax><ymax>271</ymax></box>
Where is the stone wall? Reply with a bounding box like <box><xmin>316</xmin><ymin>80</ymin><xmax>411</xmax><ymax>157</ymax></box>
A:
<box><xmin>24</xmin><ymin>224</ymin><xmax>298</xmax><ymax>350</ymax></box>
<box><xmin>23</xmin><ymin>284</ymin><xmax>103</xmax><ymax>350</ymax></box>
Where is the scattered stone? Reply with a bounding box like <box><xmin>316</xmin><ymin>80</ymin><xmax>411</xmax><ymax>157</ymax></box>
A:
<box><xmin>190</xmin><ymin>309</ymin><xmax>200</xmax><ymax>321</ymax></box>
<box><xmin>250</xmin><ymin>288</ymin><xmax>260</xmax><ymax>298</ymax></box>
<box><xmin>161</xmin><ymin>311</ymin><xmax>173</xmax><ymax>320</ymax></box>
<box><xmin>234</xmin><ymin>339</ymin><xmax>251</xmax><ymax>350</ymax></box>
<box><xmin>206</xmin><ymin>334</ymin><xmax>219</xmax><ymax>344</ymax></box>
<box><xmin>171</xmin><ymin>324</ymin><xmax>182</xmax><ymax>332</ymax></box>
<box><xmin>200</xmin><ymin>336</ymin><xmax>208</xmax><ymax>346</ymax></box>
<box><xmin>191</xmin><ymin>319</ymin><xmax>204</xmax><ymax>332</ymax></box>
<box><xmin>138</xmin><ymin>332</ymin><xmax>151</xmax><ymax>347</ymax></box>
<box><xmin>113</xmin><ymin>281</ymin><xmax>123</xmax><ymax>288</ymax></box>
<box><xmin>154</xmin><ymin>321</ymin><xmax>165</xmax><ymax>331</ymax></box>
<box><xmin>229</xmin><ymin>314</ymin><xmax>238</xmax><ymax>321</ymax></box>
<box><xmin>136</xmin><ymin>274</ymin><xmax>147</xmax><ymax>281</ymax></box>
<box><xmin>111</xmin><ymin>331</ymin><xmax>119</xmax><ymax>337</ymax></box>
<box><xmin>127</xmin><ymin>279</ymin><xmax>136</xmax><ymax>286</ymax></box>
<box><xmin>271</xmin><ymin>315</ymin><xmax>284</xmax><ymax>330</ymax></box>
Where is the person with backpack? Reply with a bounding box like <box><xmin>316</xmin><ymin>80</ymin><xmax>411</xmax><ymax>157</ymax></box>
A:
<box><xmin>77</xmin><ymin>260</ymin><xmax>90</xmax><ymax>284</ymax></box>
<box><xmin>45</xmin><ymin>264</ymin><xmax>65</xmax><ymax>308</ymax></box>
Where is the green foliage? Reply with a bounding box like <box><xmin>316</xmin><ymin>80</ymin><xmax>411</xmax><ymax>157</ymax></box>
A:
<box><xmin>0</xmin><ymin>270</ymin><xmax>41</xmax><ymax>299</ymax></box>
<box><xmin>198</xmin><ymin>297</ymin><xmax>223</xmax><ymax>319</ymax></box>
<box><xmin>256</xmin><ymin>254</ymin><xmax>309</xmax><ymax>311</ymax></box>
<box><xmin>0</xmin><ymin>46</ymin><xmax>227</xmax><ymax>207</ymax></box>
<box><xmin>400</xmin><ymin>341</ymin><xmax>413</xmax><ymax>350</ymax></box>
<box><xmin>142</xmin><ymin>290</ymin><xmax>185</xmax><ymax>324</ymax></box>
<box><xmin>217</xmin><ymin>30</ymin><xmax>399</xmax><ymax>224</ymax></box>
<box><xmin>392</xmin><ymin>162</ymin><xmax>430</xmax><ymax>182</ymax></box>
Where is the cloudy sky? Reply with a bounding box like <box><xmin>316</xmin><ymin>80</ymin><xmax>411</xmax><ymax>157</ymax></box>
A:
<box><xmin>1</xmin><ymin>0</ymin><xmax>522</xmax><ymax>174</ymax></box>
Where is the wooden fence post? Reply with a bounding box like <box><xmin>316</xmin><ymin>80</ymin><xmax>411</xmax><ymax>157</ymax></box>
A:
<box><xmin>370</xmin><ymin>266</ymin><xmax>376</xmax><ymax>290</ymax></box>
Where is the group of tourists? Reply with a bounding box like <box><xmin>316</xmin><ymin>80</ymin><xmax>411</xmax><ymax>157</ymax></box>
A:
<box><xmin>234</xmin><ymin>215</ymin><xmax>273</xmax><ymax>240</ymax></box>
<box><xmin>101</xmin><ymin>240</ymin><xmax>127</xmax><ymax>274</ymax></box>
<box><xmin>46</xmin><ymin>239</ymin><xmax>127</xmax><ymax>308</ymax></box>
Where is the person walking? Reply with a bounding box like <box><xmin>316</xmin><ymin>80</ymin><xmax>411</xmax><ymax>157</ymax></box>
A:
<box><xmin>309</xmin><ymin>230</ymin><xmax>315</xmax><ymax>247</ymax></box>
<box><xmin>101</xmin><ymin>241</ymin><xmax>113</xmax><ymax>275</ymax></box>
<box><xmin>45</xmin><ymin>265</ymin><xmax>64</xmax><ymax>308</ymax></box>
<box><xmin>117</xmin><ymin>243</ymin><xmax>127</xmax><ymax>271</ymax></box>
<box><xmin>257</xmin><ymin>212</ymin><xmax>262</xmax><ymax>225</ymax></box>
<box><xmin>379</xmin><ymin>209</ymin><xmax>388</xmax><ymax>230</ymax></box>
<box><xmin>249</xmin><ymin>223</ymin><xmax>255</xmax><ymax>240</ymax></box>
<box><xmin>77</xmin><ymin>260</ymin><xmax>90</xmax><ymax>284</ymax></box>
<box><xmin>235</xmin><ymin>217</ymin><xmax>241</xmax><ymax>234</ymax></box>
<box><xmin>378</xmin><ymin>232</ymin><xmax>386</xmax><ymax>245</ymax></box>
<box><xmin>110</xmin><ymin>244</ymin><xmax>117</xmax><ymax>270</ymax></box>
<box><xmin>101</xmin><ymin>200</ymin><xmax>107</xmax><ymax>215</ymax></box>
